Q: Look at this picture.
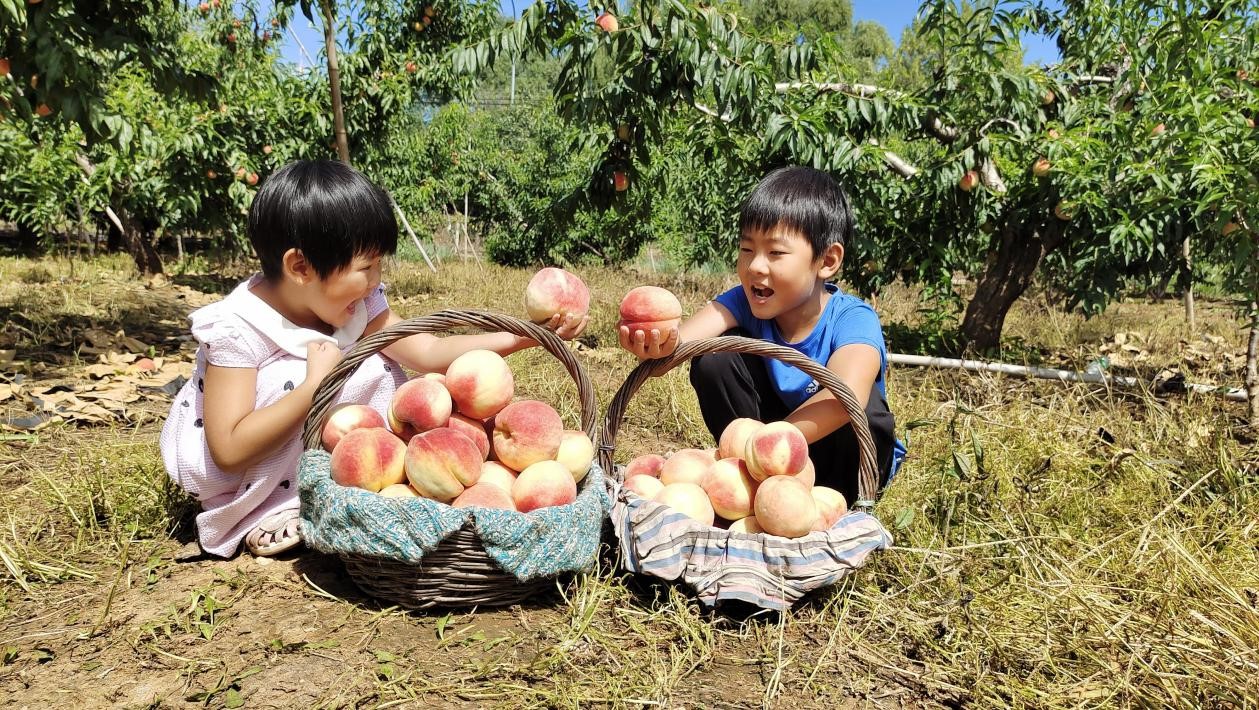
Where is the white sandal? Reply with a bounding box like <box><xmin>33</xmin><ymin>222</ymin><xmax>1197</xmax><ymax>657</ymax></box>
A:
<box><xmin>243</xmin><ymin>510</ymin><xmax>303</xmax><ymax>557</ymax></box>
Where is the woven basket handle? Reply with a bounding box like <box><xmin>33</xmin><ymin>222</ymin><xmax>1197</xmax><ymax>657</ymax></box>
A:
<box><xmin>301</xmin><ymin>309</ymin><xmax>598</xmax><ymax>450</ymax></box>
<box><xmin>597</xmin><ymin>336</ymin><xmax>880</xmax><ymax>509</ymax></box>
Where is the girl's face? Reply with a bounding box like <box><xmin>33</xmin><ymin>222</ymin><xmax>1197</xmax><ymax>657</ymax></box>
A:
<box><xmin>304</xmin><ymin>253</ymin><xmax>383</xmax><ymax>330</ymax></box>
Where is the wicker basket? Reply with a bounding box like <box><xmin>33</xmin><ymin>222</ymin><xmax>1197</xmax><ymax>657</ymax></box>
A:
<box><xmin>300</xmin><ymin>310</ymin><xmax>600</xmax><ymax>610</ymax></box>
<box><xmin>597</xmin><ymin>336</ymin><xmax>890</xmax><ymax>610</ymax></box>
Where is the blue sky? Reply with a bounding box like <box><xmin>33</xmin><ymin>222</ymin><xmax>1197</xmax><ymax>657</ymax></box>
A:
<box><xmin>279</xmin><ymin>0</ymin><xmax>1061</xmax><ymax>70</ymax></box>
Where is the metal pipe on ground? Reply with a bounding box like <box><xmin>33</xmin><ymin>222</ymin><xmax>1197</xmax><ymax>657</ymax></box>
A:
<box><xmin>888</xmin><ymin>353</ymin><xmax>1247</xmax><ymax>402</ymax></box>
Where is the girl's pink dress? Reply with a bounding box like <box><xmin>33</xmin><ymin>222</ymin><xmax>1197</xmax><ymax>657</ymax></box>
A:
<box><xmin>160</xmin><ymin>274</ymin><xmax>407</xmax><ymax>557</ymax></box>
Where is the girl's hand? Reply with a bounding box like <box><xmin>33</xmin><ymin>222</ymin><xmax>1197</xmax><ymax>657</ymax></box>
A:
<box><xmin>542</xmin><ymin>312</ymin><xmax>589</xmax><ymax>341</ymax></box>
<box><xmin>618</xmin><ymin>323</ymin><xmax>679</xmax><ymax>361</ymax></box>
<box><xmin>305</xmin><ymin>340</ymin><xmax>343</xmax><ymax>384</ymax></box>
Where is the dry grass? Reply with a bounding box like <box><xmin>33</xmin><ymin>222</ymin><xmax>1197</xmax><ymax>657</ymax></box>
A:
<box><xmin>0</xmin><ymin>252</ymin><xmax>1255</xmax><ymax>707</ymax></box>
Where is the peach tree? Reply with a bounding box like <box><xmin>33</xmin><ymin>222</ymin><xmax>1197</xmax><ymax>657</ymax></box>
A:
<box><xmin>453</xmin><ymin>0</ymin><xmax>1259</xmax><ymax>422</ymax></box>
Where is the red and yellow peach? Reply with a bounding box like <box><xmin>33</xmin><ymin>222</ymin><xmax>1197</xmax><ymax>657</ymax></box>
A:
<box><xmin>404</xmin><ymin>427</ymin><xmax>483</xmax><ymax>502</ymax></box>
<box><xmin>491</xmin><ymin>399</ymin><xmax>563</xmax><ymax>471</ymax></box>
<box><xmin>330</xmin><ymin>427</ymin><xmax>407</xmax><ymax>492</ymax></box>
<box><xmin>512</xmin><ymin>460</ymin><xmax>578</xmax><ymax>512</ymax></box>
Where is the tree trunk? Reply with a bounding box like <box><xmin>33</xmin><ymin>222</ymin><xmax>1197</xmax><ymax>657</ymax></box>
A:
<box><xmin>321</xmin><ymin>0</ymin><xmax>350</xmax><ymax>164</ymax></box>
<box><xmin>114</xmin><ymin>206</ymin><xmax>164</xmax><ymax>276</ymax></box>
<box><xmin>1246</xmin><ymin>303</ymin><xmax>1258</xmax><ymax>428</ymax></box>
<box><xmin>960</xmin><ymin>221</ymin><xmax>1063</xmax><ymax>352</ymax></box>
<box><xmin>1181</xmin><ymin>229</ymin><xmax>1195</xmax><ymax>332</ymax></box>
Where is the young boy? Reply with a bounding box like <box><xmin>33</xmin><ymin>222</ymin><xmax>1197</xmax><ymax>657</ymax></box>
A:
<box><xmin>620</xmin><ymin>166</ymin><xmax>901</xmax><ymax>506</ymax></box>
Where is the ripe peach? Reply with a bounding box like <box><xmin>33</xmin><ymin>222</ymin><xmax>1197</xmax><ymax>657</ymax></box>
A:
<box><xmin>728</xmin><ymin>515</ymin><xmax>765</xmax><ymax>534</ymax></box>
<box><xmin>491</xmin><ymin>400</ymin><xmax>563</xmax><ymax>472</ymax></box>
<box><xmin>404</xmin><ymin>427</ymin><xmax>483</xmax><ymax>503</ymax></box>
<box><xmin>321</xmin><ymin>403</ymin><xmax>387</xmax><ymax>452</ymax></box>
<box><xmin>654</xmin><ymin>482</ymin><xmax>715</xmax><ymax>526</ymax></box>
<box><xmin>448</xmin><ymin>413</ymin><xmax>490</xmax><ymax>461</ymax></box>
<box><xmin>618</xmin><ymin>318</ymin><xmax>680</xmax><ymax>337</ymax></box>
<box><xmin>959</xmin><ymin>170</ymin><xmax>979</xmax><ymax>192</ymax></box>
<box><xmin>555</xmin><ymin>429</ymin><xmax>595</xmax><ymax>482</ymax></box>
<box><xmin>753</xmin><ymin>476</ymin><xmax>818</xmax><ymax>538</ymax></box>
<box><xmin>744</xmin><ymin>421</ymin><xmax>809</xmax><ymax>480</ymax></box>
<box><xmin>1032</xmin><ymin>157</ymin><xmax>1051</xmax><ymax>177</ymax></box>
<box><xmin>595</xmin><ymin>11</ymin><xmax>619</xmax><ymax>32</ymax></box>
<box><xmin>718</xmin><ymin>418</ymin><xmax>762</xmax><ymax>460</ymax></box>
<box><xmin>624</xmin><ymin>453</ymin><xmax>666</xmax><ymax>478</ymax></box>
<box><xmin>794</xmin><ymin>457</ymin><xmax>816</xmax><ymax>488</ymax></box>
<box><xmin>453</xmin><ymin>482</ymin><xmax>517</xmax><ymax>510</ymax></box>
<box><xmin>444</xmin><ymin>350</ymin><xmax>514</xmax><ymax>419</ymax></box>
<box><xmin>420</xmin><ymin>372</ymin><xmax>446</xmax><ymax>385</ymax></box>
<box><xmin>701</xmin><ymin>457</ymin><xmax>757</xmax><ymax>521</ymax></box>
<box><xmin>659</xmin><ymin>448</ymin><xmax>717</xmax><ymax>486</ymax></box>
<box><xmin>378</xmin><ymin>483</ymin><xmax>419</xmax><ymax>498</ymax></box>
<box><xmin>524</xmin><ymin>267</ymin><xmax>590</xmax><ymax>324</ymax></box>
<box><xmin>619</xmin><ymin>286</ymin><xmax>682</xmax><ymax>323</ymax></box>
<box><xmin>811</xmin><ymin>486</ymin><xmax>848</xmax><ymax>530</ymax></box>
<box><xmin>478</xmin><ymin>461</ymin><xmax>518</xmax><ymax>492</ymax></box>
<box><xmin>513</xmin><ymin>460</ymin><xmax>577</xmax><ymax>512</ymax></box>
<box><xmin>623</xmin><ymin>474</ymin><xmax>665</xmax><ymax>499</ymax></box>
<box><xmin>388</xmin><ymin>377</ymin><xmax>452</xmax><ymax>434</ymax></box>
<box><xmin>330</xmin><ymin>427</ymin><xmax>407</xmax><ymax>492</ymax></box>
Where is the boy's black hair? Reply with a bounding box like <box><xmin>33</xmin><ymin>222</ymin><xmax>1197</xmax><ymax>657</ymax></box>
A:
<box><xmin>248</xmin><ymin>160</ymin><xmax>398</xmax><ymax>281</ymax></box>
<box><xmin>738</xmin><ymin>166</ymin><xmax>854</xmax><ymax>257</ymax></box>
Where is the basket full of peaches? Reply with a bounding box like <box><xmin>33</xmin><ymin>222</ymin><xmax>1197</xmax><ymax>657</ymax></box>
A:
<box><xmin>600</xmin><ymin>287</ymin><xmax>893</xmax><ymax>611</ymax></box>
<box><xmin>296</xmin><ymin>269</ymin><xmax>609</xmax><ymax>610</ymax></box>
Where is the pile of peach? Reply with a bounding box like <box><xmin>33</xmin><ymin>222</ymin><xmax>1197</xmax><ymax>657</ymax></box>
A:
<box><xmin>321</xmin><ymin>347</ymin><xmax>594</xmax><ymax>514</ymax></box>
<box><xmin>621</xmin><ymin>419</ymin><xmax>848</xmax><ymax>538</ymax></box>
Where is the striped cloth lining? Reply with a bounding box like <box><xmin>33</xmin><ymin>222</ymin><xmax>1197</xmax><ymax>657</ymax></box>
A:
<box><xmin>609</xmin><ymin>483</ymin><xmax>893</xmax><ymax>610</ymax></box>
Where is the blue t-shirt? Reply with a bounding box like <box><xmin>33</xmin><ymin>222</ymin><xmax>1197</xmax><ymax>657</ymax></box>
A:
<box><xmin>714</xmin><ymin>283</ymin><xmax>888</xmax><ymax>410</ymax></box>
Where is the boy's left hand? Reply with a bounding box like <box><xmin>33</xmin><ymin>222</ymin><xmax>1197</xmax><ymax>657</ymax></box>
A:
<box><xmin>540</xmin><ymin>312</ymin><xmax>589</xmax><ymax>340</ymax></box>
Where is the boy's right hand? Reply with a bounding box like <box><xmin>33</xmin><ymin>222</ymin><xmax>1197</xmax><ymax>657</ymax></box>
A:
<box><xmin>305</xmin><ymin>340</ymin><xmax>344</xmax><ymax>384</ymax></box>
<box><xmin>618</xmin><ymin>323</ymin><xmax>679</xmax><ymax>361</ymax></box>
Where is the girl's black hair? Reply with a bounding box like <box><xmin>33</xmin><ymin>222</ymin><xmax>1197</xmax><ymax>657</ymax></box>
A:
<box><xmin>738</xmin><ymin>166</ymin><xmax>854</xmax><ymax>257</ymax></box>
<box><xmin>247</xmin><ymin>160</ymin><xmax>398</xmax><ymax>280</ymax></box>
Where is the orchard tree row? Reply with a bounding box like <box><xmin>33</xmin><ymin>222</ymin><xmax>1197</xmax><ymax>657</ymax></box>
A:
<box><xmin>453</xmin><ymin>0</ymin><xmax>1259</xmax><ymax>422</ymax></box>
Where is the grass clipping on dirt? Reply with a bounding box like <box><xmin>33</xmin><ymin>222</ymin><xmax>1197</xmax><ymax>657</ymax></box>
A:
<box><xmin>0</xmin><ymin>256</ymin><xmax>1256</xmax><ymax>707</ymax></box>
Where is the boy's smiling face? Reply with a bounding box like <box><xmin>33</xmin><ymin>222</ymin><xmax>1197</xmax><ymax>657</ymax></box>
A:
<box><xmin>737</xmin><ymin>223</ymin><xmax>843</xmax><ymax>337</ymax></box>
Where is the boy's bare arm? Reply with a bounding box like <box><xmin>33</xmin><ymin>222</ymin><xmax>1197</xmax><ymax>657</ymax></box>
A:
<box><xmin>371</xmin><ymin>309</ymin><xmax>587</xmax><ymax>373</ymax></box>
<box><xmin>786</xmin><ymin>343</ymin><xmax>881</xmax><ymax>444</ymax></box>
<box><xmin>620</xmin><ymin>301</ymin><xmax>736</xmax><ymax>360</ymax></box>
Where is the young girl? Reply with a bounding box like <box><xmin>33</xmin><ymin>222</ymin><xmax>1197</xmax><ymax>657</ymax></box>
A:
<box><xmin>161</xmin><ymin>160</ymin><xmax>586</xmax><ymax>558</ymax></box>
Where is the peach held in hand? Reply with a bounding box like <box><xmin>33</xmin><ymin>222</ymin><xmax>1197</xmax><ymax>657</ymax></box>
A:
<box><xmin>330</xmin><ymin>427</ymin><xmax>407</xmax><ymax>492</ymax></box>
<box><xmin>491</xmin><ymin>399</ymin><xmax>563</xmax><ymax>472</ymax></box>
<box><xmin>525</xmin><ymin>267</ymin><xmax>590</xmax><ymax>323</ymax></box>
<box><xmin>753</xmin><ymin>476</ymin><xmax>818</xmax><ymax>538</ymax></box>
<box><xmin>388</xmin><ymin>378</ymin><xmax>452</xmax><ymax>435</ymax></box>
<box><xmin>321</xmin><ymin>403</ymin><xmax>386</xmax><ymax>452</ymax></box>
<box><xmin>444</xmin><ymin>349</ymin><xmax>515</xmax><ymax>419</ymax></box>
<box><xmin>744</xmin><ymin>421</ymin><xmax>809</xmax><ymax>480</ymax></box>
<box><xmin>404</xmin><ymin>427</ymin><xmax>483</xmax><ymax>503</ymax></box>
<box><xmin>654</xmin><ymin>482</ymin><xmax>715</xmax><ymax>526</ymax></box>
<box><xmin>618</xmin><ymin>285</ymin><xmax>682</xmax><ymax>336</ymax></box>
<box><xmin>513</xmin><ymin>460</ymin><xmax>578</xmax><ymax>512</ymax></box>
